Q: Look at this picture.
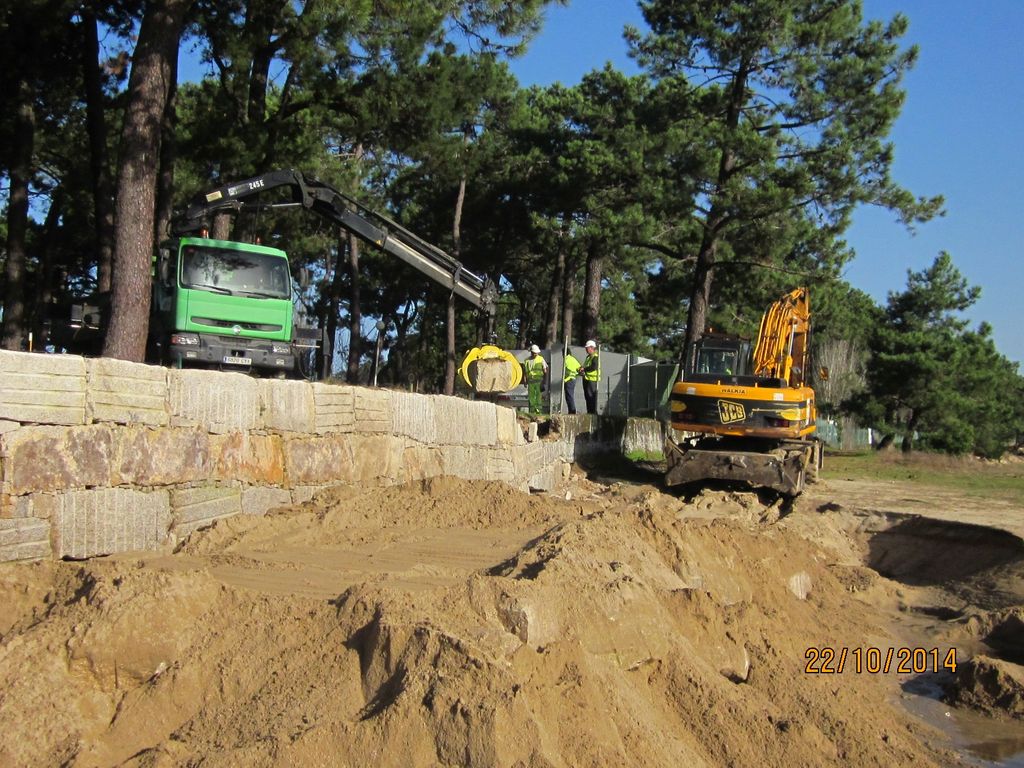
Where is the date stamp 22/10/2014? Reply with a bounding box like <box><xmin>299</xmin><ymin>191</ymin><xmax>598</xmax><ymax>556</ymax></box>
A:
<box><xmin>804</xmin><ymin>647</ymin><xmax>958</xmax><ymax>675</ymax></box>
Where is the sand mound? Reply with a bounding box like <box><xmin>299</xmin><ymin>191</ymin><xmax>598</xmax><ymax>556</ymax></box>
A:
<box><xmin>0</xmin><ymin>477</ymin><xmax>950</xmax><ymax>767</ymax></box>
<box><xmin>949</xmin><ymin>656</ymin><xmax>1024</xmax><ymax>720</ymax></box>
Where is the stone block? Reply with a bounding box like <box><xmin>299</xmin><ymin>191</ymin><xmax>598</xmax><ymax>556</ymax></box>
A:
<box><xmin>433</xmin><ymin>396</ymin><xmax>498</xmax><ymax>446</ymax></box>
<box><xmin>170</xmin><ymin>485</ymin><xmax>241</xmax><ymax>537</ymax></box>
<box><xmin>390</xmin><ymin>391</ymin><xmax>437</xmax><ymax>444</ymax></box>
<box><xmin>621</xmin><ymin>417</ymin><xmax>665</xmax><ymax>457</ymax></box>
<box><xmin>473</xmin><ymin>357</ymin><xmax>517</xmax><ymax>393</ymax></box>
<box><xmin>51</xmin><ymin>488</ymin><xmax>171</xmax><ymax>559</ymax></box>
<box><xmin>210</xmin><ymin>431</ymin><xmax>284</xmax><ymax>485</ymax></box>
<box><xmin>290</xmin><ymin>485</ymin><xmax>322</xmax><ymax>506</ymax></box>
<box><xmin>400</xmin><ymin>444</ymin><xmax>443</xmax><ymax>483</ymax></box>
<box><xmin>260</xmin><ymin>379</ymin><xmax>315</xmax><ymax>433</ymax></box>
<box><xmin>485</xmin><ymin>454</ymin><xmax>516</xmax><ymax>483</ymax></box>
<box><xmin>111</xmin><ymin>426</ymin><xmax>211</xmax><ymax>487</ymax></box>
<box><xmin>2</xmin><ymin>425</ymin><xmax>114</xmax><ymax>494</ymax></box>
<box><xmin>282</xmin><ymin>434</ymin><xmax>355</xmax><ymax>485</ymax></box>
<box><xmin>241</xmin><ymin>486</ymin><xmax>293</xmax><ymax>517</ymax></box>
<box><xmin>353</xmin><ymin>387</ymin><xmax>390</xmax><ymax>433</ymax></box>
<box><xmin>0</xmin><ymin>492</ymin><xmax>33</xmax><ymax>519</ymax></box>
<box><xmin>495</xmin><ymin>406</ymin><xmax>522</xmax><ymax>446</ymax></box>
<box><xmin>168</xmin><ymin>369</ymin><xmax>260</xmax><ymax>434</ymax></box>
<box><xmin>312</xmin><ymin>383</ymin><xmax>355</xmax><ymax>433</ymax></box>
<box><xmin>0</xmin><ymin>518</ymin><xmax>51</xmax><ymax>562</ymax></box>
<box><xmin>0</xmin><ymin>350</ymin><xmax>87</xmax><ymax>426</ymax></box>
<box><xmin>441</xmin><ymin>445</ymin><xmax>489</xmax><ymax>481</ymax></box>
<box><xmin>512</xmin><ymin>441</ymin><xmax>545</xmax><ymax>483</ymax></box>
<box><xmin>528</xmin><ymin>464</ymin><xmax>560</xmax><ymax>492</ymax></box>
<box><xmin>87</xmin><ymin>358</ymin><xmax>168</xmax><ymax>426</ymax></box>
<box><xmin>350</xmin><ymin>434</ymin><xmax>405</xmax><ymax>486</ymax></box>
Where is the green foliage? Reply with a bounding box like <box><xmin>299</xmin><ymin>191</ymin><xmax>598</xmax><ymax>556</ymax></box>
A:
<box><xmin>847</xmin><ymin>253</ymin><xmax>1021</xmax><ymax>458</ymax></box>
<box><xmin>626</xmin><ymin>0</ymin><xmax>943</xmax><ymax>356</ymax></box>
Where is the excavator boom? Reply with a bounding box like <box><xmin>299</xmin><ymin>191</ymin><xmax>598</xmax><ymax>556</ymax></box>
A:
<box><xmin>751</xmin><ymin>287</ymin><xmax>810</xmax><ymax>385</ymax></box>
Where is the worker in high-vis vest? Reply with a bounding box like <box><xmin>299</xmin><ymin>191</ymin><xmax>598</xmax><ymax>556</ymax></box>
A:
<box><xmin>523</xmin><ymin>344</ymin><xmax>549</xmax><ymax>417</ymax></box>
<box><xmin>582</xmin><ymin>339</ymin><xmax>600</xmax><ymax>414</ymax></box>
<box><xmin>563</xmin><ymin>349</ymin><xmax>582</xmax><ymax>414</ymax></box>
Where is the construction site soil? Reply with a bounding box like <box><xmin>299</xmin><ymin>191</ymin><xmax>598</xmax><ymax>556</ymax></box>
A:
<box><xmin>2</xmin><ymin>466</ymin><xmax>1023</xmax><ymax>767</ymax></box>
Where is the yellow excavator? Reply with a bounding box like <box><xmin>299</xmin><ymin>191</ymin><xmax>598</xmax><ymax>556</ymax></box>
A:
<box><xmin>665</xmin><ymin>287</ymin><xmax>822</xmax><ymax>496</ymax></box>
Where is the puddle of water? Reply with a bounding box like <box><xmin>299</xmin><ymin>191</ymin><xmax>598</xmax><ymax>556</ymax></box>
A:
<box><xmin>900</xmin><ymin>672</ymin><xmax>1024</xmax><ymax>767</ymax></box>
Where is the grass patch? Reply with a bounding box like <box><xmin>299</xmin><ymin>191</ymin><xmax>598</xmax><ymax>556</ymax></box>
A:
<box><xmin>824</xmin><ymin>449</ymin><xmax>1024</xmax><ymax>504</ymax></box>
<box><xmin>625</xmin><ymin>449</ymin><xmax>665</xmax><ymax>463</ymax></box>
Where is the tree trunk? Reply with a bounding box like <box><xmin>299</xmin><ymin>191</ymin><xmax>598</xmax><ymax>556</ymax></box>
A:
<box><xmin>544</xmin><ymin>242</ymin><xmax>565</xmax><ymax>348</ymax></box>
<box><xmin>2</xmin><ymin>78</ymin><xmax>36</xmax><ymax>351</ymax></box>
<box><xmin>682</xmin><ymin>61</ymin><xmax>747</xmax><ymax>368</ymax></box>
<box><xmin>445</xmin><ymin>172</ymin><xmax>468</xmax><ymax>395</ymax></box>
<box><xmin>81</xmin><ymin>5</ymin><xmax>115</xmax><ymax>295</ymax></box>
<box><xmin>210</xmin><ymin>212</ymin><xmax>232</xmax><ymax>240</ymax></box>
<box><xmin>322</xmin><ymin>239</ymin><xmax>344</xmax><ymax>380</ymax></box>
<box><xmin>31</xmin><ymin>190</ymin><xmax>65</xmax><ymax>346</ymax></box>
<box><xmin>581</xmin><ymin>243</ymin><xmax>604</xmax><ymax>345</ymax></box>
<box><xmin>104</xmin><ymin>0</ymin><xmax>190</xmax><ymax>361</ymax></box>
<box><xmin>154</xmin><ymin>65</ymin><xmax>179</xmax><ymax>245</ymax></box>
<box><xmin>345</xmin><ymin>232</ymin><xmax>363</xmax><ymax>383</ymax></box>
<box><xmin>683</xmin><ymin>225</ymin><xmax>718</xmax><ymax>367</ymax></box>
<box><xmin>902</xmin><ymin>412</ymin><xmax>917</xmax><ymax>453</ymax></box>
<box><xmin>561</xmin><ymin>254</ymin><xmax>576</xmax><ymax>345</ymax></box>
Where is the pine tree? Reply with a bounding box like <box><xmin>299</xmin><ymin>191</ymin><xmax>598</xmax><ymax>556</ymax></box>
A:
<box><xmin>627</xmin><ymin>0</ymin><xmax>943</xmax><ymax>362</ymax></box>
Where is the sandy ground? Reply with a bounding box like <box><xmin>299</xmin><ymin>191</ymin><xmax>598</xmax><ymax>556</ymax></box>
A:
<box><xmin>1</xmin><ymin>469</ymin><xmax>1022</xmax><ymax>767</ymax></box>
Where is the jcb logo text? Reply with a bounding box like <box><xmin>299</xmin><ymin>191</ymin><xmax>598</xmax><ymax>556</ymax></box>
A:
<box><xmin>718</xmin><ymin>400</ymin><xmax>746</xmax><ymax>424</ymax></box>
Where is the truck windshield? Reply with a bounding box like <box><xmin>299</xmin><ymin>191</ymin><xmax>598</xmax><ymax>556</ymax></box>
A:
<box><xmin>180</xmin><ymin>245</ymin><xmax>290</xmax><ymax>299</ymax></box>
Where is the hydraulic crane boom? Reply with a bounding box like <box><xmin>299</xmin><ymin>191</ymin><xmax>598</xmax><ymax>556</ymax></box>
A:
<box><xmin>173</xmin><ymin>169</ymin><xmax>499</xmax><ymax>323</ymax></box>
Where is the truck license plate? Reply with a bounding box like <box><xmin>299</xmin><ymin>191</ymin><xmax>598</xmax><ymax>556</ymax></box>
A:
<box><xmin>223</xmin><ymin>356</ymin><xmax>252</xmax><ymax>366</ymax></box>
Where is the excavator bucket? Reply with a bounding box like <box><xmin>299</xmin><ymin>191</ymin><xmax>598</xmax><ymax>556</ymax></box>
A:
<box><xmin>459</xmin><ymin>345</ymin><xmax>522</xmax><ymax>393</ymax></box>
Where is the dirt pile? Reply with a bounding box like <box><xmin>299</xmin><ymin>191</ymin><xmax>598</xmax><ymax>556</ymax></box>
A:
<box><xmin>0</xmin><ymin>476</ymin><xmax>954</xmax><ymax>767</ymax></box>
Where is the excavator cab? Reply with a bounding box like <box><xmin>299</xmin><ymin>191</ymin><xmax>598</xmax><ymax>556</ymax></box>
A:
<box><xmin>690</xmin><ymin>336</ymin><xmax>751</xmax><ymax>379</ymax></box>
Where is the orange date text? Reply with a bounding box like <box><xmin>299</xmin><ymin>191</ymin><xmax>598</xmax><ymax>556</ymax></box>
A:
<box><xmin>803</xmin><ymin>647</ymin><xmax>957</xmax><ymax>674</ymax></box>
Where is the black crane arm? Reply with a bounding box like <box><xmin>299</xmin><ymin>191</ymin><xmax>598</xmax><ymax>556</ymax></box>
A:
<box><xmin>172</xmin><ymin>169</ymin><xmax>498</xmax><ymax>319</ymax></box>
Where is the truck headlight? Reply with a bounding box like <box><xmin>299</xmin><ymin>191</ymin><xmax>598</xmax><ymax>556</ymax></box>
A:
<box><xmin>271</xmin><ymin>342</ymin><xmax>292</xmax><ymax>354</ymax></box>
<box><xmin>170</xmin><ymin>333</ymin><xmax>200</xmax><ymax>346</ymax></box>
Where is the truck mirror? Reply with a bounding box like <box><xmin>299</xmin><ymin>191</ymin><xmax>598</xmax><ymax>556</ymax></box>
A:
<box><xmin>297</xmin><ymin>267</ymin><xmax>311</xmax><ymax>289</ymax></box>
<box><xmin>158</xmin><ymin>258</ymin><xmax>171</xmax><ymax>286</ymax></box>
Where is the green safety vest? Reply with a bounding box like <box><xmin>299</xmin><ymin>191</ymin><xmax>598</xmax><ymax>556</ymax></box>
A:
<box><xmin>563</xmin><ymin>354</ymin><xmax>582</xmax><ymax>383</ymax></box>
<box><xmin>583</xmin><ymin>351</ymin><xmax>600</xmax><ymax>382</ymax></box>
<box><xmin>524</xmin><ymin>354</ymin><xmax>546</xmax><ymax>382</ymax></box>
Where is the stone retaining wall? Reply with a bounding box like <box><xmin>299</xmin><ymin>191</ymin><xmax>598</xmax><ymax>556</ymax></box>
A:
<box><xmin>0</xmin><ymin>351</ymin><xmax>578</xmax><ymax>563</ymax></box>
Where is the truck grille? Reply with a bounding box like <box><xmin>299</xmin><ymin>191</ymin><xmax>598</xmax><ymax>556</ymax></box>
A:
<box><xmin>191</xmin><ymin>317</ymin><xmax>283</xmax><ymax>332</ymax></box>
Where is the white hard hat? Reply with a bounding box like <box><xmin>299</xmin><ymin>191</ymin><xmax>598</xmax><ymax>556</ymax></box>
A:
<box><xmin>585</xmin><ymin>339</ymin><xmax>597</xmax><ymax>349</ymax></box>
<box><xmin>530</xmin><ymin>344</ymin><xmax>540</xmax><ymax>354</ymax></box>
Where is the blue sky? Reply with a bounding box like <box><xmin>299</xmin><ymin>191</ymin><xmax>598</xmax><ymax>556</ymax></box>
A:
<box><xmin>506</xmin><ymin>0</ymin><xmax>1024</xmax><ymax>366</ymax></box>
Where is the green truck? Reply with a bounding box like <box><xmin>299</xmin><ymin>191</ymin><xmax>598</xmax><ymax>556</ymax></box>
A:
<box><xmin>150</xmin><ymin>236</ymin><xmax>315</xmax><ymax>375</ymax></box>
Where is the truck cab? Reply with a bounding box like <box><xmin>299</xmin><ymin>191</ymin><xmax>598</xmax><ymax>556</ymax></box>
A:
<box><xmin>152</xmin><ymin>237</ymin><xmax>299</xmax><ymax>373</ymax></box>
